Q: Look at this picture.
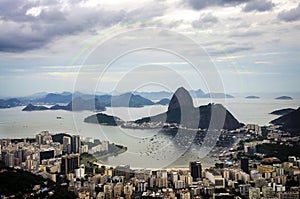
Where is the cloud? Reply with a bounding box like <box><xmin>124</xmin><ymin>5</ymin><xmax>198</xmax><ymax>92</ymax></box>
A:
<box><xmin>254</xmin><ymin>61</ymin><xmax>272</xmax><ymax>65</ymax></box>
<box><xmin>192</xmin><ymin>13</ymin><xmax>219</xmax><ymax>28</ymax></box>
<box><xmin>229</xmin><ymin>30</ymin><xmax>262</xmax><ymax>37</ymax></box>
<box><xmin>0</xmin><ymin>0</ymin><xmax>35</xmax><ymax>22</ymax></box>
<box><xmin>278</xmin><ymin>3</ymin><xmax>300</xmax><ymax>22</ymax></box>
<box><xmin>0</xmin><ymin>8</ymin><xmax>125</xmax><ymax>52</ymax></box>
<box><xmin>207</xmin><ymin>45</ymin><xmax>254</xmax><ymax>55</ymax></box>
<box><xmin>242</xmin><ymin>0</ymin><xmax>275</xmax><ymax>12</ymax></box>
<box><xmin>0</xmin><ymin>22</ymin><xmax>49</xmax><ymax>52</ymax></box>
<box><xmin>185</xmin><ymin>0</ymin><xmax>249</xmax><ymax>10</ymax></box>
<box><xmin>0</xmin><ymin>0</ymin><xmax>166</xmax><ymax>52</ymax></box>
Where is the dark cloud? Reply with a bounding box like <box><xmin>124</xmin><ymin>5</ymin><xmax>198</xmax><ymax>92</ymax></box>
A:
<box><xmin>0</xmin><ymin>33</ymin><xmax>47</xmax><ymax>52</ymax></box>
<box><xmin>0</xmin><ymin>9</ymin><xmax>126</xmax><ymax>52</ymax></box>
<box><xmin>0</xmin><ymin>0</ymin><xmax>165</xmax><ymax>52</ymax></box>
<box><xmin>0</xmin><ymin>0</ymin><xmax>36</xmax><ymax>22</ymax></box>
<box><xmin>278</xmin><ymin>3</ymin><xmax>300</xmax><ymax>22</ymax></box>
<box><xmin>186</xmin><ymin>0</ymin><xmax>249</xmax><ymax>10</ymax></box>
<box><xmin>39</xmin><ymin>9</ymin><xmax>66</xmax><ymax>22</ymax></box>
<box><xmin>243</xmin><ymin>0</ymin><xmax>275</xmax><ymax>12</ymax></box>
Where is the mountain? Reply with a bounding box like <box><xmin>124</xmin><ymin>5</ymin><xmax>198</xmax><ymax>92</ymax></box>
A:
<box><xmin>67</xmin><ymin>97</ymin><xmax>105</xmax><ymax>111</ymax></box>
<box><xmin>270</xmin><ymin>107</ymin><xmax>300</xmax><ymax>133</ymax></box>
<box><xmin>168</xmin><ymin>87</ymin><xmax>194</xmax><ymax>111</ymax></box>
<box><xmin>27</xmin><ymin>91</ymin><xmax>48</xmax><ymax>99</ymax></box>
<box><xmin>36</xmin><ymin>93</ymin><xmax>72</xmax><ymax>104</ymax></box>
<box><xmin>270</xmin><ymin>108</ymin><xmax>295</xmax><ymax>116</ymax></box>
<box><xmin>134</xmin><ymin>89</ymin><xmax>233</xmax><ymax>99</ymax></box>
<box><xmin>155</xmin><ymin>98</ymin><xmax>170</xmax><ymax>105</ymax></box>
<box><xmin>135</xmin><ymin>87</ymin><xmax>243</xmax><ymax>130</ymax></box>
<box><xmin>134</xmin><ymin>91</ymin><xmax>172</xmax><ymax>100</ymax></box>
<box><xmin>22</xmin><ymin>104</ymin><xmax>48</xmax><ymax>111</ymax></box>
<box><xmin>23</xmin><ymin>92</ymin><xmax>155</xmax><ymax>111</ymax></box>
<box><xmin>275</xmin><ymin>96</ymin><xmax>293</xmax><ymax>100</ymax></box>
<box><xmin>49</xmin><ymin>104</ymin><xmax>72</xmax><ymax>111</ymax></box>
<box><xmin>246</xmin><ymin>96</ymin><xmax>260</xmax><ymax>99</ymax></box>
<box><xmin>84</xmin><ymin>113</ymin><xmax>123</xmax><ymax>126</ymax></box>
<box><xmin>0</xmin><ymin>98</ymin><xmax>22</xmax><ymax>108</ymax></box>
<box><xmin>201</xmin><ymin>93</ymin><xmax>234</xmax><ymax>98</ymax></box>
<box><xmin>61</xmin><ymin>91</ymin><xmax>72</xmax><ymax>96</ymax></box>
<box><xmin>23</xmin><ymin>97</ymin><xmax>105</xmax><ymax>112</ymax></box>
<box><xmin>95</xmin><ymin>93</ymin><xmax>155</xmax><ymax>107</ymax></box>
<box><xmin>135</xmin><ymin>89</ymin><xmax>233</xmax><ymax>99</ymax></box>
<box><xmin>189</xmin><ymin>89</ymin><xmax>205</xmax><ymax>98</ymax></box>
<box><xmin>111</xmin><ymin>93</ymin><xmax>154</xmax><ymax>107</ymax></box>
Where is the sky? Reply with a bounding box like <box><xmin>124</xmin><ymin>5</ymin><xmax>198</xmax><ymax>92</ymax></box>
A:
<box><xmin>0</xmin><ymin>0</ymin><xmax>300</xmax><ymax>97</ymax></box>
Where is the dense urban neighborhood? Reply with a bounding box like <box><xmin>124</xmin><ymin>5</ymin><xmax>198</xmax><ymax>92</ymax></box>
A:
<box><xmin>1</xmin><ymin>122</ymin><xmax>299</xmax><ymax>199</ymax></box>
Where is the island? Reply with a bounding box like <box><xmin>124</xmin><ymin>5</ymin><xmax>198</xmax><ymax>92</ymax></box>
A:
<box><xmin>275</xmin><ymin>96</ymin><xmax>293</xmax><ymax>100</ymax></box>
<box><xmin>84</xmin><ymin>113</ymin><xmax>124</xmax><ymax>126</ymax></box>
<box><xmin>22</xmin><ymin>103</ymin><xmax>49</xmax><ymax>111</ymax></box>
<box><xmin>245</xmin><ymin>95</ymin><xmax>260</xmax><ymax>99</ymax></box>
<box><xmin>269</xmin><ymin>108</ymin><xmax>295</xmax><ymax>115</ymax></box>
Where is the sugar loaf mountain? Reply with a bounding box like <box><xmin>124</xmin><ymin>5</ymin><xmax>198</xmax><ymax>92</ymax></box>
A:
<box><xmin>85</xmin><ymin>87</ymin><xmax>243</xmax><ymax>130</ymax></box>
<box><xmin>135</xmin><ymin>87</ymin><xmax>243</xmax><ymax>130</ymax></box>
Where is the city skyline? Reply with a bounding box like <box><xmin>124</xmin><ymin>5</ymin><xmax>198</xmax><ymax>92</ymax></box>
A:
<box><xmin>0</xmin><ymin>0</ymin><xmax>300</xmax><ymax>97</ymax></box>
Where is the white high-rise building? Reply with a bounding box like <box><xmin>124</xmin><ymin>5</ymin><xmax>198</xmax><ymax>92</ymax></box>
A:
<box><xmin>75</xmin><ymin>165</ymin><xmax>85</xmax><ymax>179</ymax></box>
<box><xmin>171</xmin><ymin>171</ymin><xmax>178</xmax><ymax>183</ymax></box>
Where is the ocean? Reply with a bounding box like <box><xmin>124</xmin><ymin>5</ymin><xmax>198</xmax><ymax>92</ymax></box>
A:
<box><xmin>0</xmin><ymin>98</ymin><xmax>299</xmax><ymax>168</ymax></box>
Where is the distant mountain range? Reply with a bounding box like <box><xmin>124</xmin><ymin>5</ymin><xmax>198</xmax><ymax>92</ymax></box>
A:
<box><xmin>35</xmin><ymin>93</ymin><xmax>73</xmax><ymax>104</ymax></box>
<box><xmin>22</xmin><ymin>97</ymin><xmax>106</xmax><ymax>112</ymax></box>
<box><xmin>271</xmin><ymin>107</ymin><xmax>300</xmax><ymax>134</ymax></box>
<box><xmin>2</xmin><ymin>90</ymin><xmax>296</xmax><ymax>110</ymax></box>
<box><xmin>0</xmin><ymin>98</ymin><xmax>22</xmax><ymax>108</ymax></box>
<box><xmin>135</xmin><ymin>87</ymin><xmax>243</xmax><ymax>130</ymax></box>
<box><xmin>133</xmin><ymin>91</ymin><xmax>172</xmax><ymax>100</ymax></box>
<box><xmin>201</xmin><ymin>93</ymin><xmax>234</xmax><ymax>98</ymax></box>
<box><xmin>0</xmin><ymin>88</ymin><xmax>237</xmax><ymax>110</ymax></box>
<box><xmin>21</xmin><ymin>92</ymin><xmax>172</xmax><ymax>112</ymax></box>
<box><xmin>135</xmin><ymin>89</ymin><xmax>234</xmax><ymax>100</ymax></box>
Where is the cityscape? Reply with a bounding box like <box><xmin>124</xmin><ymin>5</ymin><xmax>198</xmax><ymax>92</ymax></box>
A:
<box><xmin>1</xmin><ymin>121</ymin><xmax>300</xmax><ymax>198</ymax></box>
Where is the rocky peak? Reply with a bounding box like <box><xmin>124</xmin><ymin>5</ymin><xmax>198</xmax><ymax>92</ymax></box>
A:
<box><xmin>168</xmin><ymin>87</ymin><xmax>194</xmax><ymax>111</ymax></box>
